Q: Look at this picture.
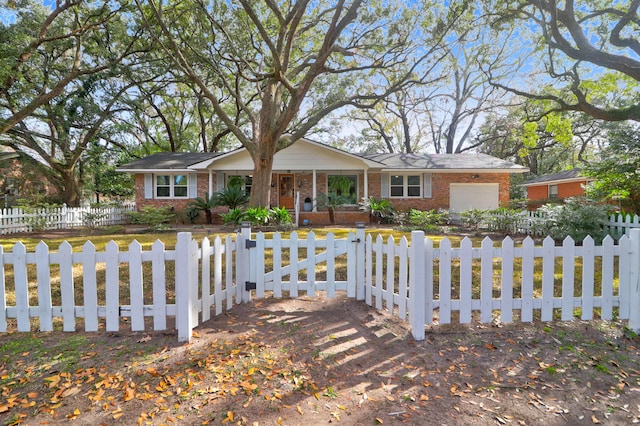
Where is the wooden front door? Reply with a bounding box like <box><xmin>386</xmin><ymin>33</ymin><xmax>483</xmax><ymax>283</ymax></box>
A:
<box><xmin>279</xmin><ymin>174</ymin><xmax>295</xmax><ymax>209</ymax></box>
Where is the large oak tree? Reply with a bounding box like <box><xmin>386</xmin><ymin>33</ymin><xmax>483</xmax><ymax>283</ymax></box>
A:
<box><xmin>138</xmin><ymin>0</ymin><xmax>462</xmax><ymax>207</ymax></box>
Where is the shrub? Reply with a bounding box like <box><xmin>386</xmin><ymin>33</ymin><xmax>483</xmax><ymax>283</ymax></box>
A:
<box><xmin>269</xmin><ymin>206</ymin><xmax>292</xmax><ymax>225</ymax></box>
<box><xmin>460</xmin><ymin>209</ymin><xmax>489</xmax><ymax>230</ymax></box>
<box><xmin>360</xmin><ymin>197</ymin><xmax>394</xmax><ymax>224</ymax></box>
<box><xmin>186</xmin><ymin>193</ymin><xmax>218</xmax><ymax>224</ymax></box>
<box><xmin>244</xmin><ymin>206</ymin><xmax>271</xmax><ymax>226</ymax></box>
<box><xmin>216</xmin><ymin>186</ymin><xmax>249</xmax><ymax>209</ymax></box>
<box><xmin>220</xmin><ymin>208</ymin><xmax>246</xmax><ymax>225</ymax></box>
<box><xmin>485</xmin><ymin>208</ymin><xmax>524</xmax><ymax>234</ymax></box>
<box><xmin>532</xmin><ymin>197</ymin><xmax>612</xmax><ymax>243</ymax></box>
<box><xmin>128</xmin><ymin>206</ymin><xmax>175</xmax><ymax>230</ymax></box>
<box><xmin>396</xmin><ymin>208</ymin><xmax>449</xmax><ymax>231</ymax></box>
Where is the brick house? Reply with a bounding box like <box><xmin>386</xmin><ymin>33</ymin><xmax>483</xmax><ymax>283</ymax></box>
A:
<box><xmin>117</xmin><ymin>139</ymin><xmax>528</xmax><ymax>225</ymax></box>
<box><xmin>521</xmin><ymin>169</ymin><xmax>593</xmax><ymax>209</ymax></box>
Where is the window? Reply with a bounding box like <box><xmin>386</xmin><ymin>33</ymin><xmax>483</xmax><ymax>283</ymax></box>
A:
<box><xmin>228</xmin><ymin>175</ymin><xmax>252</xmax><ymax>196</ymax></box>
<box><xmin>156</xmin><ymin>174</ymin><xmax>188</xmax><ymax>198</ymax></box>
<box><xmin>390</xmin><ymin>174</ymin><xmax>421</xmax><ymax>198</ymax></box>
<box><xmin>328</xmin><ymin>175</ymin><xmax>357</xmax><ymax>204</ymax></box>
<box><xmin>549</xmin><ymin>184</ymin><xmax>558</xmax><ymax>199</ymax></box>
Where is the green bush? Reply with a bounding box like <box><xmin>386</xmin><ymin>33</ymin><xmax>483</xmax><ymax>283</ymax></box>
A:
<box><xmin>460</xmin><ymin>209</ymin><xmax>489</xmax><ymax>230</ymax></box>
<box><xmin>216</xmin><ymin>186</ymin><xmax>249</xmax><ymax>209</ymax></box>
<box><xmin>360</xmin><ymin>197</ymin><xmax>394</xmax><ymax>224</ymax></box>
<box><xmin>396</xmin><ymin>208</ymin><xmax>449</xmax><ymax>231</ymax></box>
<box><xmin>244</xmin><ymin>206</ymin><xmax>271</xmax><ymax>226</ymax></box>
<box><xmin>269</xmin><ymin>206</ymin><xmax>292</xmax><ymax>225</ymax></box>
<box><xmin>532</xmin><ymin>197</ymin><xmax>612</xmax><ymax>243</ymax></box>
<box><xmin>220</xmin><ymin>208</ymin><xmax>246</xmax><ymax>225</ymax></box>
<box><xmin>485</xmin><ymin>208</ymin><xmax>523</xmax><ymax>234</ymax></box>
<box><xmin>128</xmin><ymin>206</ymin><xmax>175</xmax><ymax>230</ymax></box>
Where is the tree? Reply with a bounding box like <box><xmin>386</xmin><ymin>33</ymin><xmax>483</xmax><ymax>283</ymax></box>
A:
<box><xmin>138</xmin><ymin>0</ymin><xmax>464</xmax><ymax>207</ymax></box>
<box><xmin>0</xmin><ymin>1</ymin><xmax>146</xmax><ymax>134</ymax></box>
<box><xmin>485</xmin><ymin>0</ymin><xmax>640</xmax><ymax>122</ymax></box>
<box><xmin>584</xmin><ymin>122</ymin><xmax>640</xmax><ymax>214</ymax></box>
<box><xmin>0</xmin><ymin>1</ymin><xmax>153</xmax><ymax>206</ymax></box>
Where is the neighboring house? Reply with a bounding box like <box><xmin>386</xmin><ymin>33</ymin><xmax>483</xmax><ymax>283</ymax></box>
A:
<box><xmin>0</xmin><ymin>150</ymin><xmax>55</xmax><ymax>208</ymax></box>
<box><xmin>117</xmin><ymin>139</ymin><xmax>528</xmax><ymax>224</ymax></box>
<box><xmin>522</xmin><ymin>169</ymin><xmax>593</xmax><ymax>209</ymax></box>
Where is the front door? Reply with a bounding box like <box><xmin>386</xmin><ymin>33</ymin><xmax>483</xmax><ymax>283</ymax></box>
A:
<box><xmin>279</xmin><ymin>174</ymin><xmax>295</xmax><ymax>209</ymax></box>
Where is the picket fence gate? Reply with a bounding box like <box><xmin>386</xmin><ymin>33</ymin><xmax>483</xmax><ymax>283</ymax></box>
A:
<box><xmin>1</xmin><ymin>224</ymin><xmax>639</xmax><ymax>342</ymax></box>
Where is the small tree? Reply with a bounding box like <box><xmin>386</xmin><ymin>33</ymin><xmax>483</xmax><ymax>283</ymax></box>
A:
<box><xmin>316</xmin><ymin>193</ymin><xmax>350</xmax><ymax>226</ymax></box>
<box><xmin>186</xmin><ymin>193</ymin><xmax>218</xmax><ymax>225</ymax></box>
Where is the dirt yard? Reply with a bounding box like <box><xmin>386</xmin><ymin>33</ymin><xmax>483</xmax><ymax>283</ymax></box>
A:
<box><xmin>1</xmin><ymin>293</ymin><xmax>639</xmax><ymax>425</ymax></box>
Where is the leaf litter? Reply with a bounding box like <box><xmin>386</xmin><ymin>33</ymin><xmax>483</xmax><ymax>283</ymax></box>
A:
<box><xmin>0</xmin><ymin>293</ymin><xmax>638</xmax><ymax>425</ymax></box>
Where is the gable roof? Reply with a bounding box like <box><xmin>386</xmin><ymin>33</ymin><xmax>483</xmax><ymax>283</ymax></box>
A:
<box><xmin>116</xmin><ymin>152</ymin><xmax>222</xmax><ymax>172</ymax></box>
<box><xmin>522</xmin><ymin>169</ymin><xmax>592</xmax><ymax>186</ymax></box>
<box><xmin>116</xmin><ymin>141</ymin><xmax>528</xmax><ymax>173</ymax></box>
<box><xmin>365</xmin><ymin>152</ymin><xmax>528</xmax><ymax>172</ymax></box>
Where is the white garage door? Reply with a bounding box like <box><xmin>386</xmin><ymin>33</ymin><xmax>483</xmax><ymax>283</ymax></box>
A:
<box><xmin>449</xmin><ymin>183</ymin><xmax>499</xmax><ymax>212</ymax></box>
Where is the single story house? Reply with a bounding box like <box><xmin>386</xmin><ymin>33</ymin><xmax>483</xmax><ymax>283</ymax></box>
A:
<box><xmin>117</xmin><ymin>139</ymin><xmax>528</xmax><ymax>225</ymax></box>
<box><xmin>521</xmin><ymin>169</ymin><xmax>593</xmax><ymax>209</ymax></box>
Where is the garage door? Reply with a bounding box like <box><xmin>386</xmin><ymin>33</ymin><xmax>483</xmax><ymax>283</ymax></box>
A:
<box><xmin>449</xmin><ymin>183</ymin><xmax>499</xmax><ymax>212</ymax></box>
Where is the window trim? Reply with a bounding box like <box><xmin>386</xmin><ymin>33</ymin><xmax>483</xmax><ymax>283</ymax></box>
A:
<box><xmin>155</xmin><ymin>174</ymin><xmax>189</xmax><ymax>199</ymax></box>
<box><xmin>548</xmin><ymin>184</ymin><xmax>559</xmax><ymax>199</ymax></box>
<box><xmin>389</xmin><ymin>174</ymin><xmax>422</xmax><ymax>198</ymax></box>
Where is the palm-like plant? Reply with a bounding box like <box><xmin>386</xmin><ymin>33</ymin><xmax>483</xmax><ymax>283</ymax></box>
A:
<box><xmin>186</xmin><ymin>193</ymin><xmax>218</xmax><ymax>224</ymax></box>
<box><xmin>316</xmin><ymin>193</ymin><xmax>350</xmax><ymax>225</ymax></box>
<box><xmin>216</xmin><ymin>186</ymin><xmax>249</xmax><ymax>209</ymax></box>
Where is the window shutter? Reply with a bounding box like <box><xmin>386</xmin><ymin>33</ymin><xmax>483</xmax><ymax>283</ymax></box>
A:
<box><xmin>188</xmin><ymin>173</ymin><xmax>197</xmax><ymax>198</ymax></box>
<box><xmin>423</xmin><ymin>173</ymin><xmax>432</xmax><ymax>198</ymax></box>
<box><xmin>144</xmin><ymin>174</ymin><xmax>153</xmax><ymax>199</ymax></box>
<box><xmin>216</xmin><ymin>173</ymin><xmax>225</xmax><ymax>192</ymax></box>
<box><xmin>380</xmin><ymin>173</ymin><xmax>389</xmax><ymax>198</ymax></box>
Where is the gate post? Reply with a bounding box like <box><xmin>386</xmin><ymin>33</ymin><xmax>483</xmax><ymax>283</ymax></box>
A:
<box><xmin>629</xmin><ymin>229</ymin><xmax>640</xmax><ymax>333</ymax></box>
<box><xmin>355</xmin><ymin>222</ymin><xmax>366</xmax><ymax>300</ymax></box>
<box><xmin>176</xmin><ymin>232</ymin><xmax>197</xmax><ymax>342</ymax></box>
<box><xmin>409</xmin><ymin>231</ymin><xmax>426</xmax><ymax>340</ymax></box>
<box><xmin>237</xmin><ymin>222</ymin><xmax>253</xmax><ymax>304</ymax></box>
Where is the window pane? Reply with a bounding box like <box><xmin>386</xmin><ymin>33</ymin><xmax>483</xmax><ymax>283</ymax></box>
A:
<box><xmin>390</xmin><ymin>175</ymin><xmax>403</xmax><ymax>185</ymax></box>
<box><xmin>174</xmin><ymin>175</ymin><xmax>187</xmax><ymax>186</ymax></box>
<box><xmin>407</xmin><ymin>186</ymin><xmax>421</xmax><ymax>197</ymax></box>
<box><xmin>390</xmin><ymin>187</ymin><xmax>404</xmax><ymax>197</ymax></box>
<box><xmin>156</xmin><ymin>175</ymin><xmax>170</xmax><ymax>186</ymax></box>
<box><xmin>407</xmin><ymin>175</ymin><xmax>420</xmax><ymax>185</ymax></box>
<box><xmin>157</xmin><ymin>187</ymin><xmax>170</xmax><ymax>197</ymax></box>
<box><xmin>328</xmin><ymin>175</ymin><xmax>357</xmax><ymax>203</ymax></box>
<box><xmin>174</xmin><ymin>187</ymin><xmax>188</xmax><ymax>197</ymax></box>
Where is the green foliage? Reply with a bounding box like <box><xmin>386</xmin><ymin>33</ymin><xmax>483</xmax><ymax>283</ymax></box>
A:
<box><xmin>243</xmin><ymin>207</ymin><xmax>271</xmax><ymax>226</ymax></box>
<box><xmin>360</xmin><ymin>197</ymin><xmax>395</xmax><ymax>224</ymax></box>
<box><xmin>460</xmin><ymin>209</ymin><xmax>489</xmax><ymax>231</ymax></box>
<box><xmin>81</xmin><ymin>212</ymin><xmax>107</xmax><ymax>229</ymax></box>
<box><xmin>269</xmin><ymin>207</ymin><xmax>292</xmax><ymax>225</ymax></box>
<box><xmin>186</xmin><ymin>193</ymin><xmax>218</xmax><ymax>224</ymax></box>
<box><xmin>583</xmin><ymin>123</ymin><xmax>640</xmax><ymax>215</ymax></box>
<box><xmin>532</xmin><ymin>197</ymin><xmax>612</xmax><ymax>243</ymax></box>
<box><xmin>220</xmin><ymin>208</ymin><xmax>246</xmax><ymax>226</ymax></box>
<box><xmin>215</xmin><ymin>186</ymin><xmax>249</xmax><ymax>210</ymax></box>
<box><xmin>485</xmin><ymin>208</ymin><xmax>524</xmax><ymax>234</ymax></box>
<box><xmin>328</xmin><ymin>176</ymin><xmax>356</xmax><ymax>204</ymax></box>
<box><xmin>128</xmin><ymin>206</ymin><xmax>175</xmax><ymax>230</ymax></box>
<box><xmin>396</xmin><ymin>209</ymin><xmax>449</xmax><ymax>231</ymax></box>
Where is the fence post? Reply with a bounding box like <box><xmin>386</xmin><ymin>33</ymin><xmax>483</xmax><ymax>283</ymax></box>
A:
<box><xmin>409</xmin><ymin>230</ymin><xmax>426</xmax><ymax>340</ymax></box>
<box><xmin>629</xmin><ymin>229</ymin><xmax>640</xmax><ymax>333</ymax></box>
<box><xmin>355</xmin><ymin>222</ymin><xmax>366</xmax><ymax>300</ymax></box>
<box><xmin>176</xmin><ymin>232</ymin><xmax>197</xmax><ymax>342</ymax></box>
<box><xmin>238</xmin><ymin>222</ymin><xmax>253</xmax><ymax>304</ymax></box>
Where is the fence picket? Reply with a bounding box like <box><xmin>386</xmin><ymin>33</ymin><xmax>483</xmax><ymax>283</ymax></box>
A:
<box><xmin>581</xmin><ymin>236</ymin><xmax>595</xmax><ymax>320</ymax></box>
<box><xmin>541</xmin><ymin>237</ymin><xmax>555</xmax><ymax>322</ymax></box>
<box><xmin>225</xmin><ymin>235</ymin><xmax>234</xmax><ymax>310</ymax></box>
<box><xmin>521</xmin><ymin>237</ymin><xmax>535</xmax><ymax>322</ymax></box>
<box><xmin>152</xmin><ymin>240</ymin><xmax>167</xmax><ymax>330</ymax></box>
<box><xmin>347</xmin><ymin>230</ymin><xmax>356</xmax><ymax>299</ymax></box>
<box><xmin>129</xmin><ymin>241</ymin><xmax>145</xmax><ymax>331</ymax></box>
<box><xmin>201</xmin><ymin>238</ymin><xmax>212</xmax><ymax>322</ymax></box>
<box><xmin>374</xmin><ymin>235</ymin><xmax>383</xmax><ymax>310</ymax></box>
<box><xmin>385</xmin><ymin>236</ymin><xmax>395</xmax><ymax>313</ymax></box>
<box><xmin>256</xmin><ymin>233</ymin><xmax>265</xmax><ymax>298</ymax></box>
<box><xmin>439</xmin><ymin>238</ymin><xmax>452</xmax><ymax>324</ymax></box>
<box><xmin>500</xmin><ymin>237</ymin><xmax>514</xmax><ymax>323</ymax></box>
<box><xmin>213</xmin><ymin>237</ymin><xmax>223</xmax><ymax>315</ymax></box>
<box><xmin>459</xmin><ymin>238</ymin><xmax>472</xmax><ymax>323</ymax></box>
<box><xmin>105</xmin><ymin>241</ymin><xmax>120</xmax><ymax>332</ymax></box>
<box><xmin>397</xmin><ymin>237</ymin><xmax>408</xmax><ymax>320</ymax></box>
<box><xmin>290</xmin><ymin>232</ymin><xmax>299</xmax><ymax>297</ymax></box>
<box><xmin>0</xmin><ymin>245</ymin><xmax>5</xmax><ymax>332</ymax></box>
<box><xmin>601</xmin><ymin>236</ymin><xmax>614</xmax><ymax>320</ymax></box>
<box><xmin>13</xmin><ymin>242</ymin><xmax>29</xmax><ymax>331</ymax></box>
<box><xmin>35</xmin><ymin>242</ymin><xmax>53</xmax><ymax>332</ymax></box>
<box><xmin>365</xmin><ymin>234</ymin><xmax>373</xmax><ymax>306</ymax></box>
<box><xmin>480</xmin><ymin>237</ymin><xmax>493</xmax><ymax>323</ymax></box>
<box><xmin>272</xmin><ymin>233</ymin><xmax>282</xmax><ymax>298</ymax></box>
<box><xmin>326</xmin><ymin>233</ymin><xmax>335</xmax><ymax>298</ymax></box>
<box><xmin>561</xmin><ymin>237</ymin><xmax>575</xmax><ymax>321</ymax></box>
<box><xmin>82</xmin><ymin>241</ymin><xmax>99</xmax><ymax>332</ymax></box>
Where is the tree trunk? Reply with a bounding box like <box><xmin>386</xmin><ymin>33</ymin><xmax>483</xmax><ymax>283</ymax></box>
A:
<box><xmin>328</xmin><ymin>206</ymin><xmax>335</xmax><ymax>225</ymax></box>
<box><xmin>248</xmin><ymin>141</ymin><xmax>275</xmax><ymax>207</ymax></box>
<box><xmin>60</xmin><ymin>169</ymin><xmax>82</xmax><ymax>207</ymax></box>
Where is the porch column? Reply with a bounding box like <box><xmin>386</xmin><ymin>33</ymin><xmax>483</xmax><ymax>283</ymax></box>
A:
<box><xmin>363</xmin><ymin>169</ymin><xmax>368</xmax><ymax>201</ymax></box>
<box><xmin>312</xmin><ymin>169</ymin><xmax>317</xmax><ymax>212</ymax></box>
<box><xmin>208</xmin><ymin>170</ymin><xmax>213</xmax><ymax>196</ymax></box>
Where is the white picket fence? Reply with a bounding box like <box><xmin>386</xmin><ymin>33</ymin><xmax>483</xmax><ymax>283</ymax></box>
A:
<box><xmin>1</xmin><ymin>225</ymin><xmax>639</xmax><ymax>342</ymax></box>
<box><xmin>0</xmin><ymin>204</ymin><xmax>135</xmax><ymax>234</ymax></box>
